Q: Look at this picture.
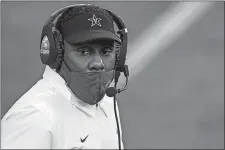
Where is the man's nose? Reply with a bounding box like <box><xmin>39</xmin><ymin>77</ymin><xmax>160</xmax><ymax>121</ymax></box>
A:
<box><xmin>88</xmin><ymin>52</ymin><xmax>105</xmax><ymax>71</ymax></box>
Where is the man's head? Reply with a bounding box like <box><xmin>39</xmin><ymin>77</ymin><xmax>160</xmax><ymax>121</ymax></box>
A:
<box><xmin>58</xmin><ymin>5</ymin><xmax>121</xmax><ymax>72</ymax></box>
<box><xmin>40</xmin><ymin>4</ymin><xmax>127</xmax><ymax>105</ymax></box>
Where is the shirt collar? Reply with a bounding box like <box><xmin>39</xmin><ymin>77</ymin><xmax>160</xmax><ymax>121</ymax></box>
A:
<box><xmin>42</xmin><ymin>66</ymin><xmax>108</xmax><ymax>117</ymax></box>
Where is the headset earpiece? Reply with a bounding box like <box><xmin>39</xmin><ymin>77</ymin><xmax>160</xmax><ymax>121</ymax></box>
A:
<box><xmin>40</xmin><ymin>23</ymin><xmax>57</xmax><ymax>67</ymax></box>
<box><xmin>40</xmin><ymin>5</ymin><xmax>77</xmax><ymax>70</ymax></box>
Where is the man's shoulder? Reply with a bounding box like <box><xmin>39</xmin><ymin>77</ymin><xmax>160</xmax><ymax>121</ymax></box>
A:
<box><xmin>2</xmin><ymin>79</ymin><xmax>58</xmax><ymax>122</ymax></box>
<box><xmin>11</xmin><ymin>78</ymin><xmax>55</xmax><ymax>105</ymax></box>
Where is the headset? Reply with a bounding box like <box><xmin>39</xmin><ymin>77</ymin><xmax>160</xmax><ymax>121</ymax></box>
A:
<box><xmin>40</xmin><ymin>4</ymin><xmax>129</xmax><ymax>150</ymax></box>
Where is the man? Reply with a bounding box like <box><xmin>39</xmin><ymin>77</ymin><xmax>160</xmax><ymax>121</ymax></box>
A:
<box><xmin>1</xmin><ymin>4</ymin><xmax>128</xmax><ymax>149</ymax></box>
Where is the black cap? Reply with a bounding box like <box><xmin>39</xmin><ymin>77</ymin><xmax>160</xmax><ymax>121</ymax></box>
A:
<box><xmin>60</xmin><ymin>6</ymin><xmax>121</xmax><ymax>44</ymax></box>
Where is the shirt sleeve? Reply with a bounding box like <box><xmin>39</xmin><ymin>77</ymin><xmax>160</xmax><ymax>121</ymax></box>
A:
<box><xmin>1</xmin><ymin>106</ymin><xmax>53</xmax><ymax>149</ymax></box>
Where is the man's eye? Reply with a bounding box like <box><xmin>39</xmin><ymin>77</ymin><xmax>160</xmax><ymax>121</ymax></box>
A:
<box><xmin>77</xmin><ymin>48</ymin><xmax>91</xmax><ymax>56</ymax></box>
<box><xmin>102</xmin><ymin>48</ymin><xmax>113</xmax><ymax>56</ymax></box>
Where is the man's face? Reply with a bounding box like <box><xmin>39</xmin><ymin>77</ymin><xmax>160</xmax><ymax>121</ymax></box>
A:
<box><xmin>64</xmin><ymin>39</ymin><xmax>116</xmax><ymax>72</ymax></box>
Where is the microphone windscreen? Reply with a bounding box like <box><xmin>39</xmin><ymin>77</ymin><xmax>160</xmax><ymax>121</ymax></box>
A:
<box><xmin>106</xmin><ymin>87</ymin><xmax>117</xmax><ymax>97</ymax></box>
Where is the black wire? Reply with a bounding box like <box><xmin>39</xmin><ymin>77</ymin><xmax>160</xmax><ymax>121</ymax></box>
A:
<box><xmin>114</xmin><ymin>82</ymin><xmax>121</xmax><ymax>150</ymax></box>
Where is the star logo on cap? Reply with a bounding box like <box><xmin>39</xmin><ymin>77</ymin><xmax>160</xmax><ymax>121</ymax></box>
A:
<box><xmin>88</xmin><ymin>14</ymin><xmax>102</xmax><ymax>27</ymax></box>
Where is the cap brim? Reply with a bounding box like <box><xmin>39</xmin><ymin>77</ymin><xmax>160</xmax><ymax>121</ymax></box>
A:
<box><xmin>64</xmin><ymin>30</ymin><xmax>121</xmax><ymax>44</ymax></box>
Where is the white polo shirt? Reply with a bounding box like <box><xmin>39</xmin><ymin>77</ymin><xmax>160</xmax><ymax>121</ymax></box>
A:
<box><xmin>1</xmin><ymin>66</ymin><xmax>124</xmax><ymax>149</ymax></box>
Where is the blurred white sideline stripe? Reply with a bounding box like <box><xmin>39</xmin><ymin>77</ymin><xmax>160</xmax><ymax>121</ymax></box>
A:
<box><xmin>120</xmin><ymin>2</ymin><xmax>214</xmax><ymax>87</ymax></box>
